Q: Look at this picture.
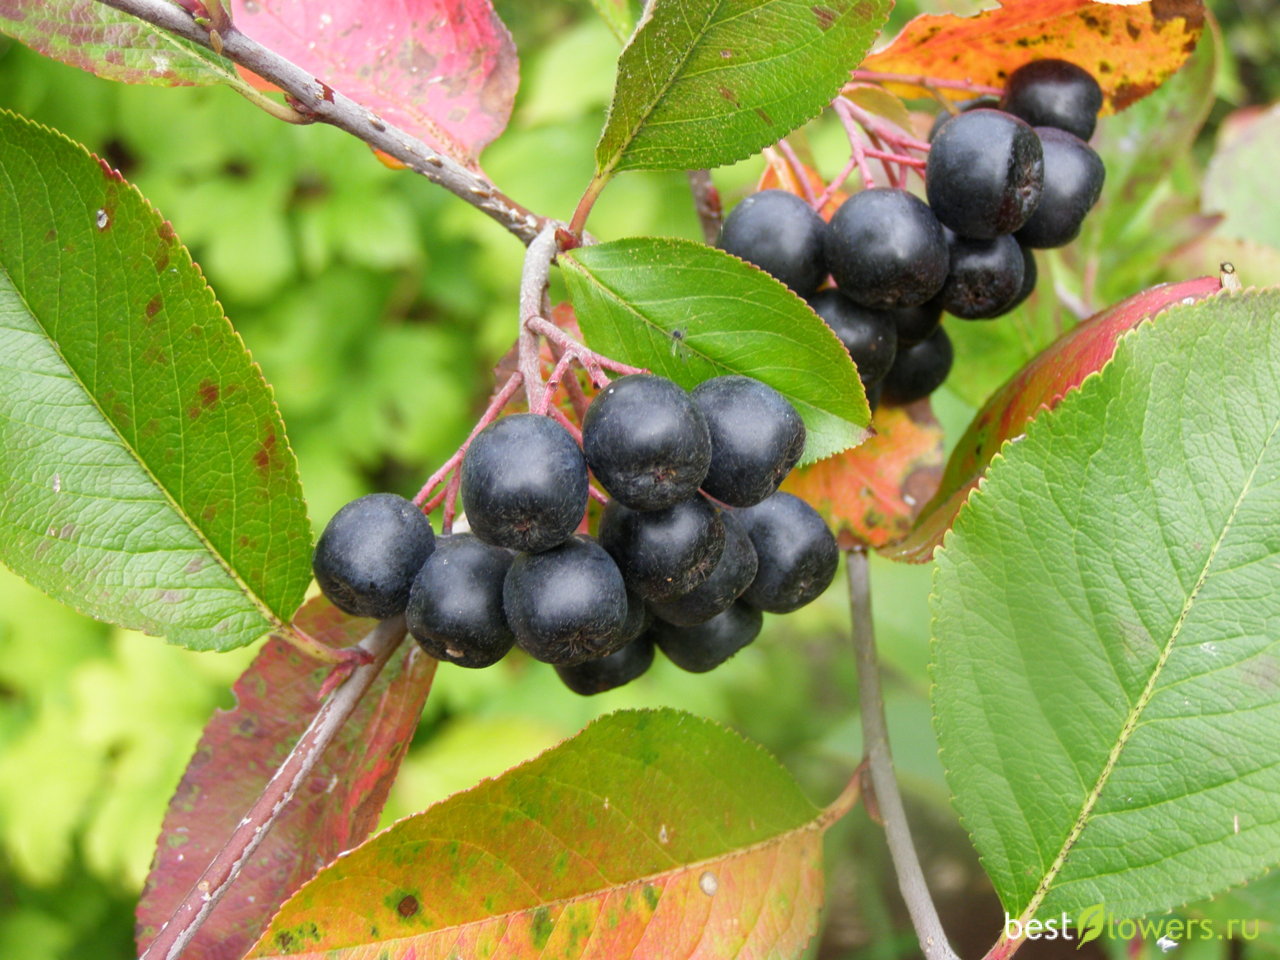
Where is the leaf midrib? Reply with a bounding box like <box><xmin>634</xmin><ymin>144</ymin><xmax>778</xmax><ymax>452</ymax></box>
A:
<box><xmin>1017</xmin><ymin>407</ymin><xmax>1280</xmax><ymax>922</ymax></box>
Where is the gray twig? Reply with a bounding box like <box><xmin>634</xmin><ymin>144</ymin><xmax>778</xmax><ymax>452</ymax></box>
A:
<box><xmin>686</xmin><ymin>169</ymin><xmax>722</xmax><ymax>244</ymax></box>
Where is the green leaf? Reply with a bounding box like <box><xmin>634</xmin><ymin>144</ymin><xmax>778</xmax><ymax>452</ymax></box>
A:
<box><xmin>932</xmin><ymin>289</ymin><xmax>1280</xmax><ymax>922</ymax></box>
<box><xmin>588</xmin><ymin>0</ymin><xmax>642</xmax><ymax>45</ymax></box>
<box><xmin>563</xmin><ymin>237</ymin><xmax>871</xmax><ymax>464</ymax></box>
<box><xmin>594</xmin><ymin>0</ymin><xmax>892</xmax><ymax>175</ymax></box>
<box><xmin>0</xmin><ymin>0</ymin><xmax>252</xmax><ymax>91</ymax></box>
<box><xmin>248</xmin><ymin>708</ymin><xmax>833</xmax><ymax>959</ymax></box>
<box><xmin>0</xmin><ymin>109</ymin><xmax>312</xmax><ymax>651</ymax></box>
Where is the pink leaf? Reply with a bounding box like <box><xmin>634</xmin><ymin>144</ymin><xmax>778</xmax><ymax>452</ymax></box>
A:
<box><xmin>135</xmin><ymin>597</ymin><xmax>437</xmax><ymax>960</ymax></box>
<box><xmin>230</xmin><ymin>0</ymin><xmax>518</xmax><ymax>168</ymax></box>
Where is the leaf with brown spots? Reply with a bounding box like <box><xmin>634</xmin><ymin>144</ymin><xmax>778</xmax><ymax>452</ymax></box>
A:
<box><xmin>782</xmin><ymin>399</ymin><xmax>944</xmax><ymax>549</ymax></box>
<box><xmin>230</xmin><ymin>0</ymin><xmax>518</xmax><ymax>169</ymax></box>
<box><xmin>136</xmin><ymin>596</ymin><xmax>437</xmax><ymax>960</ymax></box>
<box><xmin>861</xmin><ymin>0</ymin><xmax>1205</xmax><ymax>113</ymax></box>
<box><xmin>247</xmin><ymin>709</ymin><xmax>850</xmax><ymax>960</ymax></box>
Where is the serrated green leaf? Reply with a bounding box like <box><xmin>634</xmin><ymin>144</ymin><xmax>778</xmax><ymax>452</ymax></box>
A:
<box><xmin>249</xmin><ymin>708</ymin><xmax>830</xmax><ymax>959</ymax></box>
<box><xmin>0</xmin><ymin>0</ymin><xmax>251</xmax><ymax>91</ymax></box>
<box><xmin>563</xmin><ymin>237</ymin><xmax>870</xmax><ymax>464</ymax></box>
<box><xmin>595</xmin><ymin>0</ymin><xmax>892</xmax><ymax>175</ymax></box>
<box><xmin>0</xmin><ymin>109</ymin><xmax>311</xmax><ymax>651</ymax></box>
<box><xmin>588</xmin><ymin>0</ymin><xmax>642</xmax><ymax>45</ymax></box>
<box><xmin>932</xmin><ymin>289</ymin><xmax>1280</xmax><ymax>922</ymax></box>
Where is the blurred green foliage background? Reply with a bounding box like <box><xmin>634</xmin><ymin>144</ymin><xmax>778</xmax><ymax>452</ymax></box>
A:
<box><xmin>1</xmin><ymin>1</ymin><xmax>1278</xmax><ymax>958</ymax></box>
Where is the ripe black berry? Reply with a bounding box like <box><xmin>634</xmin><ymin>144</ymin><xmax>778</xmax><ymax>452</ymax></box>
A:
<box><xmin>691</xmin><ymin>376</ymin><xmax>805</xmax><ymax>507</ymax></box>
<box><xmin>648</xmin><ymin>510</ymin><xmax>758</xmax><ymax>626</ymax></box>
<box><xmin>461</xmin><ymin>413</ymin><xmax>588</xmax><ymax>553</ymax></box>
<box><xmin>555</xmin><ymin>635</ymin><xmax>655</xmax><ymax>696</ymax></box>
<box><xmin>503</xmin><ymin>536</ymin><xmax>628</xmax><ymax>665</ymax></box>
<box><xmin>809</xmin><ymin>289</ymin><xmax>898</xmax><ymax>388</ymax></box>
<box><xmin>313</xmin><ymin>493</ymin><xmax>435</xmax><ymax>619</ymax></box>
<box><xmin>1007</xmin><ymin>244</ymin><xmax>1038</xmax><ymax>312</ymax></box>
<box><xmin>928</xmin><ymin>94</ymin><xmax>1001</xmax><ymax>141</ymax></box>
<box><xmin>737</xmin><ymin>492</ymin><xmax>838</xmax><ymax>614</ymax></box>
<box><xmin>939</xmin><ymin>232</ymin><xmax>1026</xmax><ymax>320</ymax></box>
<box><xmin>926</xmin><ymin>109</ymin><xmax>1044</xmax><ymax>239</ymax></box>
<box><xmin>652</xmin><ymin>602</ymin><xmax>764</xmax><ymax>673</ymax></box>
<box><xmin>1015</xmin><ymin>127</ymin><xmax>1105</xmax><ymax>249</ymax></box>
<box><xmin>405</xmin><ymin>534</ymin><xmax>513</xmax><ymax>668</ymax></box>
<box><xmin>825</xmin><ymin>188</ymin><xmax>949</xmax><ymax>309</ymax></box>
<box><xmin>598</xmin><ymin>495</ymin><xmax>726</xmax><ymax>602</ymax></box>
<box><xmin>1002</xmin><ymin>59</ymin><xmax>1103</xmax><ymax>142</ymax></box>
<box><xmin>717</xmin><ymin>189</ymin><xmax>827</xmax><ymax>297</ymax></box>
<box><xmin>892</xmin><ymin>298</ymin><xmax>944</xmax><ymax>347</ymax></box>
<box><xmin>582</xmin><ymin>374</ymin><xmax>711</xmax><ymax>511</ymax></box>
<box><xmin>880</xmin><ymin>325</ymin><xmax>953</xmax><ymax>406</ymax></box>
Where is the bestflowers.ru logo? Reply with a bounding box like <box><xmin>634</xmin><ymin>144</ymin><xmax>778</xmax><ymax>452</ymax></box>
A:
<box><xmin>1004</xmin><ymin>903</ymin><xmax>1262</xmax><ymax>950</ymax></box>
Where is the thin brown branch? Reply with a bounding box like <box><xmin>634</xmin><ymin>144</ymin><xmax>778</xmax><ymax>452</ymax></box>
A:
<box><xmin>847</xmin><ymin>547</ymin><xmax>960</xmax><ymax>960</ymax></box>
<box><xmin>686</xmin><ymin>169</ymin><xmax>722</xmax><ymax>244</ymax></box>
<box><xmin>139</xmin><ymin>616</ymin><xmax>408</xmax><ymax>960</ymax></box>
<box><xmin>95</xmin><ymin>0</ymin><xmax>546</xmax><ymax>244</ymax></box>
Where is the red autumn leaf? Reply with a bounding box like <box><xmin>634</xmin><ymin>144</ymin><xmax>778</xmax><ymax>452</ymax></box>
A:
<box><xmin>861</xmin><ymin>0</ymin><xmax>1205</xmax><ymax>114</ymax></box>
<box><xmin>782</xmin><ymin>399</ymin><xmax>944</xmax><ymax>549</ymax></box>
<box><xmin>229</xmin><ymin>0</ymin><xmax>519</xmax><ymax>168</ymax></box>
<box><xmin>886</xmin><ymin>274</ymin><xmax>1224</xmax><ymax>563</ymax></box>
<box><xmin>135</xmin><ymin>597</ymin><xmax>437</xmax><ymax>960</ymax></box>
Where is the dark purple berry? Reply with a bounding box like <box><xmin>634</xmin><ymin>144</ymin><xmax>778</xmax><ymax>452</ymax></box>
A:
<box><xmin>313</xmin><ymin>493</ymin><xmax>435</xmax><ymax>619</ymax></box>
<box><xmin>691</xmin><ymin>375</ymin><xmax>806</xmax><ymax>507</ymax></box>
<box><xmin>809</xmin><ymin>289</ymin><xmax>898</xmax><ymax>388</ymax></box>
<box><xmin>405</xmin><ymin>534</ymin><xmax>513</xmax><ymax>668</ymax></box>
<box><xmin>928</xmin><ymin>94</ymin><xmax>1001</xmax><ymax>141</ymax></box>
<box><xmin>717</xmin><ymin>189</ymin><xmax>827</xmax><ymax>296</ymax></box>
<box><xmin>648</xmin><ymin>510</ymin><xmax>758</xmax><ymax>626</ymax></box>
<box><xmin>825</xmin><ymin>188</ymin><xmax>949</xmax><ymax>309</ymax></box>
<box><xmin>503</xmin><ymin>536</ymin><xmax>628</xmax><ymax>665</ymax></box>
<box><xmin>737</xmin><ymin>493</ymin><xmax>838</xmax><ymax>614</ymax></box>
<box><xmin>1007</xmin><ymin>244</ymin><xmax>1038</xmax><ymax>312</ymax></box>
<box><xmin>926</xmin><ymin>109</ymin><xmax>1044</xmax><ymax>239</ymax></box>
<box><xmin>940</xmin><ymin>232</ymin><xmax>1026</xmax><ymax>320</ymax></box>
<box><xmin>892</xmin><ymin>299</ymin><xmax>944</xmax><ymax>347</ymax></box>
<box><xmin>460</xmin><ymin>413</ymin><xmax>587</xmax><ymax>553</ymax></box>
<box><xmin>1002</xmin><ymin>59</ymin><xmax>1103</xmax><ymax>142</ymax></box>
<box><xmin>881</xmin><ymin>325</ymin><xmax>953</xmax><ymax>406</ymax></box>
<box><xmin>1015</xmin><ymin>127</ymin><xmax>1105</xmax><ymax>249</ymax></box>
<box><xmin>555</xmin><ymin>635</ymin><xmax>655</xmax><ymax>695</ymax></box>
<box><xmin>652</xmin><ymin>602</ymin><xmax>763</xmax><ymax>673</ymax></box>
<box><xmin>582</xmin><ymin>374</ymin><xmax>710</xmax><ymax>511</ymax></box>
<box><xmin>598</xmin><ymin>495</ymin><xmax>726</xmax><ymax>602</ymax></box>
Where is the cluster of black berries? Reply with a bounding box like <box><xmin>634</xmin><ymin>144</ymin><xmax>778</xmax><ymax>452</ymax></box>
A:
<box><xmin>311</xmin><ymin>374</ymin><xmax>839</xmax><ymax>695</ymax></box>
<box><xmin>718</xmin><ymin>59</ymin><xmax>1106</xmax><ymax>408</ymax></box>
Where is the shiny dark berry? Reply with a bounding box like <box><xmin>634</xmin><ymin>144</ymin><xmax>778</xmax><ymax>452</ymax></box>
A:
<box><xmin>651</xmin><ymin>602</ymin><xmax>764</xmax><ymax>673</ymax></box>
<box><xmin>717</xmin><ymin>189</ymin><xmax>827</xmax><ymax>296</ymax></box>
<box><xmin>1002</xmin><ymin>59</ymin><xmax>1103</xmax><ymax>142</ymax></box>
<box><xmin>648</xmin><ymin>510</ymin><xmax>758</xmax><ymax>626</ymax></box>
<box><xmin>880</xmin><ymin>325</ymin><xmax>953</xmax><ymax>406</ymax></box>
<box><xmin>809</xmin><ymin>289</ymin><xmax>898</xmax><ymax>388</ymax></box>
<box><xmin>555</xmin><ymin>635</ymin><xmax>655</xmax><ymax>695</ymax></box>
<box><xmin>598</xmin><ymin>495</ymin><xmax>726</xmax><ymax>602</ymax></box>
<box><xmin>461</xmin><ymin>413</ymin><xmax>587</xmax><ymax>553</ymax></box>
<box><xmin>825</xmin><ymin>188</ymin><xmax>949</xmax><ymax>308</ymax></box>
<box><xmin>1015</xmin><ymin>127</ymin><xmax>1105</xmax><ymax>248</ymax></box>
<box><xmin>892</xmin><ymin>299</ymin><xmax>944</xmax><ymax>347</ymax></box>
<box><xmin>928</xmin><ymin>94</ymin><xmax>1001</xmax><ymax>141</ymax></box>
<box><xmin>313</xmin><ymin>493</ymin><xmax>435</xmax><ymax>619</ymax></box>
<box><xmin>691</xmin><ymin>375</ymin><xmax>806</xmax><ymax>507</ymax></box>
<box><xmin>926</xmin><ymin>109</ymin><xmax>1044</xmax><ymax>239</ymax></box>
<box><xmin>939</xmin><ymin>232</ymin><xmax>1026</xmax><ymax>320</ymax></box>
<box><xmin>1007</xmin><ymin>245</ymin><xmax>1038</xmax><ymax>312</ymax></box>
<box><xmin>737</xmin><ymin>493</ymin><xmax>839</xmax><ymax>614</ymax></box>
<box><xmin>405</xmin><ymin>534</ymin><xmax>513</xmax><ymax>668</ymax></box>
<box><xmin>582</xmin><ymin>374</ymin><xmax>710</xmax><ymax>511</ymax></box>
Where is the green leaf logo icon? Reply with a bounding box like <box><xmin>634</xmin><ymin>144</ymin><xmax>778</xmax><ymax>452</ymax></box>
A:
<box><xmin>1076</xmin><ymin>903</ymin><xmax>1106</xmax><ymax>948</ymax></box>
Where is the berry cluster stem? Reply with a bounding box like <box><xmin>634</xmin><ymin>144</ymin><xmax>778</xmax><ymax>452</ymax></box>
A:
<box><xmin>851</xmin><ymin>69</ymin><xmax>1004</xmax><ymax>97</ymax></box>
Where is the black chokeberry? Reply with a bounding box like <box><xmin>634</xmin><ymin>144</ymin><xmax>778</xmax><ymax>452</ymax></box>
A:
<box><xmin>892</xmin><ymin>299</ymin><xmax>944</xmax><ymax>347</ymax></box>
<box><xmin>1015</xmin><ymin>127</ymin><xmax>1105</xmax><ymax>249</ymax></box>
<box><xmin>461</xmin><ymin>413</ymin><xmax>588</xmax><ymax>553</ymax></box>
<box><xmin>582</xmin><ymin>374</ymin><xmax>711</xmax><ymax>511</ymax></box>
<box><xmin>717</xmin><ymin>189</ymin><xmax>827</xmax><ymax>297</ymax></box>
<box><xmin>1002</xmin><ymin>59</ymin><xmax>1103</xmax><ymax>142</ymax></box>
<box><xmin>880</xmin><ymin>325</ymin><xmax>953</xmax><ymax>405</ymax></box>
<box><xmin>503</xmin><ymin>535</ymin><xmax>629</xmax><ymax>665</ymax></box>
<box><xmin>598</xmin><ymin>495</ymin><xmax>726</xmax><ymax>602</ymax></box>
<box><xmin>691</xmin><ymin>375</ymin><xmax>806</xmax><ymax>507</ymax></box>
<box><xmin>648</xmin><ymin>510</ymin><xmax>758</xmax><ymax>626</ymax></box>
<box><xmin>313</xmin><ymin>493</ymin><xmax>435</xmax><ymax>620</ymax></box>
<box><xmin>939</xmin><ymin>232</ymin><xmax>1026</xmax><ymax>320</ymax></box>
<box><xmin>737</xmin><ymin>492</ymin><xmax>839</xmax><ymax>614</ymax></box>
<box><xmin>555</xmin><ymin>635</ymin><xmax>655</xmax><ymax>695</ymax></box>
<box><xmin>651</xmin><ymin>602</ymin><xmax>764</xmax><ymax>673</ymax></box>
<box><xmin>926</xmin><ymin>109</ymin><xmax>1044</xmax><ymax>239</ymax></box>
<box><xmin>809</xmin><ymin>289</ymin><xmax>898</xmax><ymax>388</ymax></box>
<box><xmin>928</xmin><ymin>94</ymin><xmax>1001</xmax><ymax>141</ymax></box>
<box><xmin>405</xmin><ymin>534</ymin><xmax>514</xmax><ymax>669</ymax></box>
<box><xmin>1007</xmin><ymin>244</ymin><xmax>1038</xmax><ymax>312</ymax></box>
<box><xmin>825</xmin><ymin>188</ymin><xmax>949</xmax><ymax>309</ymax></box>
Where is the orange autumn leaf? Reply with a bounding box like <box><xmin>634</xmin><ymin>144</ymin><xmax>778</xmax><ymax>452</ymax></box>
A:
<box><xmin>758</xmin><ymin>148</ymin><xmax>847</xmax><ymax>221</ymax></box>
<box><xmin>862</xmin><ymin>0</ymin><xmax>1205</xmax><ymax>113</ymax></box>
<box><xmin>782</xmin><ymin>399</ymin><xmax>944</xmax><ymax>549</ymax></box>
